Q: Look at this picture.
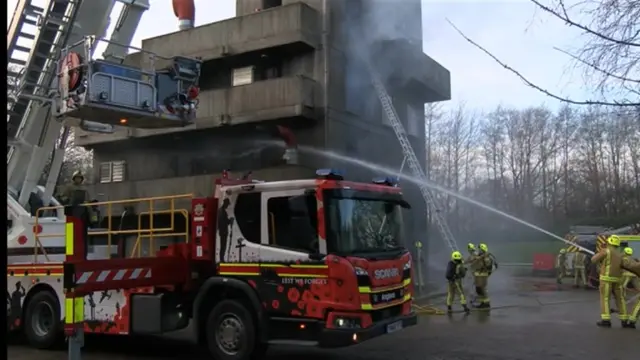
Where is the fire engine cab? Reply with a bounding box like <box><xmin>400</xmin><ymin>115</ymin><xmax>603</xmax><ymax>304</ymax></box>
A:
<box><xmin>9</xmin><ymin>169</ymin><xmax>417</xmax><ymax>359</ymax></box>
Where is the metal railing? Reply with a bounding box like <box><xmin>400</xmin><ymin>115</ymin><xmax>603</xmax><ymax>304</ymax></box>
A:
<box><xmin>34</xmin><ymin>194</ymin><xmax>192</xmax><ymax>262</ymax></box>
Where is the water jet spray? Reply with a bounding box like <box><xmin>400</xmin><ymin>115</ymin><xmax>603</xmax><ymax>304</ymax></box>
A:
<box><xmin>263</xmin><ymin>140</ymin><xmax>596</xmax><ymax>255</ymax></box>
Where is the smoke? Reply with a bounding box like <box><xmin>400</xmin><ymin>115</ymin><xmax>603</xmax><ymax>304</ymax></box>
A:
<box><xmin>343</xmin><ymin>0</ymin><xmax>425</xmax><ymax>91</ymax></box>
<box><xmin>335</xmin><ymin>1</ymin><xmax>437</xmax><ymax>289</ymax></box>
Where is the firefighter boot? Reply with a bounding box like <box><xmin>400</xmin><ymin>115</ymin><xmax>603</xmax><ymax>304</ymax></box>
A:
<box><xmin>463</xmin><ymin>305</ymin><xmax>470</xmax><ymax>314</ymax></box>
<box><xmin>622</xmin><ymin>321</ymin><xmax>636</xmax><ymax>329</ymax></box>
<box><xmin>596</xmin><ymin>320</ymin><xmax>612</xmax><ymax>328</ymax></box>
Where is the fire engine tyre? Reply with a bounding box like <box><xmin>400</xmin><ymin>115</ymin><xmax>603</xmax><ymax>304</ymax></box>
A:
<box><xmin>23</xmin><ymin>290</ymin><xmax>61</xmax><ymax>349</ymax></box>
<box><xmin>206</xmin><ymin>299</ymin><xmax>263</xmax><ymax>360</ymax></box>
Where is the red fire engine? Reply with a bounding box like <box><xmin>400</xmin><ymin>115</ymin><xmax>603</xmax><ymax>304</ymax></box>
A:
<box><xmin>10</xmin><ymin>169</ymin><xmax>417</xmax><ymax>360</ymax></box>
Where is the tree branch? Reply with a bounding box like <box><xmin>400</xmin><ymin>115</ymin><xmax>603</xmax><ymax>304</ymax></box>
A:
<box><xmin>446</xmin><ymin>19</ymin><xmax>640</xmax><ymax>107</ymax></box>
<box><xmin>552</xmin><ymin>46</ymin><xmax>640</xmax><ymax>83</ymax></box>
<box><xmin>530</xmin><ymin>0</ymin><xmax>640</xmax><ymax>47</ymax></box>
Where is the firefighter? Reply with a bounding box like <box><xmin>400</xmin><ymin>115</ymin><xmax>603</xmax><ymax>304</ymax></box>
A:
<box><xmin>573</xmin><ymin>250</ymin><xmax>588</xmax><ymax>288</ymax></box>
<box><xmin>471</xmin><ymin>243</ymin><xmax>497</xmax><ymax>309</ymax></box>
<box><xmin>629</xmin><ymin>297</ymin><xmax>640</xmax><ymax>329</ymax></box>
<box><xmin>623</xmin><ymin>255</ymin><xmax>640</xmax><ymax>329</ymax></box>
<box><xmin>466</xmin><ymin>243</ymin><xmax>478</xmax><ymax>259</ymax></box>
<box><xmin>59</xmin><ymin>170</ymin><xmax>93</xmax><ymax>223</ymax></box>
<box><xmin>60</xmin><ymin>170</ymin><xmax>89</xmax><ymax>205</ymax></box>
<box><xmin>446</xmin><ymin>251</ymin><xmax>470</xmax><ymax>314</ymax></box>
<box><xmin>465</xmin><ymin>243</ymin><xmax>479</xmax><ymax>304</ymax></box>
<box><xmin>556</xmin><ymin>248</ymin><xmax>567</xmax><ymax>285</ymax></box>
<box><xmin>590</xmin><ymin>235</ymin><xmax>631</xmax><ymax>328</ymax></box>
<box><xmin>622</xmin><ymin>247</ymin><xmax>640</xmax><ymax>298</ymax></box>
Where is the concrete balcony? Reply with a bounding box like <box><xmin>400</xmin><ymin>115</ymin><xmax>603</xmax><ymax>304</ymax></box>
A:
<box><xmin>75</xmin><ymin>76</ymin><xmax>319</xmax><ymax>146</ymax></box>
<box><xmin>194</xmin><ymin>75</ymin><xmax>319</xmax><ymax>128</ymax></box>
<box><xmin>139</xmin><ymin>2</ymin><xmax>320</xmax><ymax>64</ymax></box>
<box><xmin>371</xmin><ymin>39</ymin><xmax>451</xmax><ymax>103</ymax></box>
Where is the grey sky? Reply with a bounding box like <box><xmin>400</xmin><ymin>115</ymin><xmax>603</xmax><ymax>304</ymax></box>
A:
<box><xmin>8</xmin><ymin>0</ymin><xmax>590</xmax><ymax>111</ymax></box>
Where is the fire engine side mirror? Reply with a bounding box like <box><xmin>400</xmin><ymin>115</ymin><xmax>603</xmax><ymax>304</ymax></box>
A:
<box><xmin>396</xmin><ymin>199</ymin><xmax>411</xmax><ymax>209</ymax></box>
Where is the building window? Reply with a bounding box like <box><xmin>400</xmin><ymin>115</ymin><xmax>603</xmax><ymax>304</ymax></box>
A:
<box><xmin>234</xmin><ymin>193</ymin><xmax>261</xmax><ymax>244</ymax></box>
<box><xmin>232</xmin><ymin>66</ymin><xmax>254</xmax><ymax>86</ymax></box>
<box><xmin>255</xmin><ymin>58</ymin><xmax>283</xmax><ymax>81</ymax></box>
<box><xmin>99</xmin><ymin>161</ymin><xmax>126</xmax><ymax>183</ymax></box>
<box><xmin>267</xmin><ymin>195</ymin><xmax>318</xmax><ymax>253</ymax></box>
<box><xmin>262</xmin><ymin>0</ymin><xmax>282</xmax><ymax>10</ymax></box>
<box><xmin>407</xmin><ymin>104</ymin><xmax>423</xmax><ymax>137</ymax></box>
<box><xmin>345</xmin><ymin>57</ymin><xmax>367</xmax><ymax>116</ymax></box>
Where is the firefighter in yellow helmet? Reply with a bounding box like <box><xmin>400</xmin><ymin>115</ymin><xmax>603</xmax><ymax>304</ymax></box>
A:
<box><xmin>573</xmin><ymin>250</ymin><xmax>588</xmax><ymax>288</ymax></box>
<box><xmin>470</xmin><ymin>243</ymin><xmax>498</xmax><ymax>309</ymax></box>
<box><xmin>446</xmin><ymin>251</ymin><xmax>470</xmax><ymax>314</ymax></box>
<box><xmin>556</xmin><ymin>248</ymin><xmax>567</xmax><ymax>285</ymax></box>
<box><xmin>590</xmin><ymin>235</ymin><xmax>632</xmax><ymax>328</ymax></box>
<box><xmin>622</xmin><ymin>247</ymin><xmax>640</xmax><ymax>298</ymax></box>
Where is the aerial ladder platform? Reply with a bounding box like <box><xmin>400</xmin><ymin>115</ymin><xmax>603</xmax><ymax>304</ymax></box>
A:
<box><xmin>7</xmin><ymin>0</ymin><xmax>202</xmax><ymax>253</ymax></box>
<box><xmin>7</xmin><ymin>0</ymin><xmax>202</xmax><ymax>206</ymax></box>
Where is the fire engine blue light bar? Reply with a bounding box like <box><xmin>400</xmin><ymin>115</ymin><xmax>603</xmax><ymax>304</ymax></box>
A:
<box><xmin>316</xmin><ymin>168</ymin><xmax>344</xmax><ymax>180</ymax></box>
<box><xmin>372</xmin><ymin>176</ymin><xmax>398</xmax><ymax>186</ymax></box>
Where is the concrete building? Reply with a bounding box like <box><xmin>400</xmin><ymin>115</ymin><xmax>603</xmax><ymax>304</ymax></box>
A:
<box><xmin>76</xmin><ymin>0</ymin><xmax>450</xmax><ymax>246</ymax></box>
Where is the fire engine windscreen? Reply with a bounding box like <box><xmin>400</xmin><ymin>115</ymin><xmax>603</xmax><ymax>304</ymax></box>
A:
<box><xmin>324</xmin><ymin>190</ymin><xmax>410</xmax><ymax>255</ymax></box>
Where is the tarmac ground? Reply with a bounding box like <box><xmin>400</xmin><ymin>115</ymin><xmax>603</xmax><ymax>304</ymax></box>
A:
<box><xmin>8</xmin><ymin>274</ymin><xmax>639</xmax><ymax>360</ymax></box>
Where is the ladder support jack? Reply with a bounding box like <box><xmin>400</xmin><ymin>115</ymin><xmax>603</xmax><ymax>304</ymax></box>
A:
<box><xmin>67</xmin><ymin>327</ymin><xmax>84</xmax><ymax>360</ymax></box>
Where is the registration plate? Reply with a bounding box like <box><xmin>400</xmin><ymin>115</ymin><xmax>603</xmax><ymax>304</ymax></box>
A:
<box><xmin>386</xmin><ymin>321</ymin><xmax>403</xmax><ymax>334</ymax></box>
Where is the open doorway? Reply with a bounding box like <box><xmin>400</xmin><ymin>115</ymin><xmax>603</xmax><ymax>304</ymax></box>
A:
<box><xmin>263</xmin><ymin>0</ymin><xmax>282</xmax><ymax>10</ymax></box>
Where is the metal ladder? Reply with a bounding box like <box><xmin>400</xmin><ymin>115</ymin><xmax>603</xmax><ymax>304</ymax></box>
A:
<box><xmin>365</xmin><ymin>63</ymin><xmax>459</xmax><ymax>252</ymax></box>
<box><xmin>7</xmin><ymin>0</ymin><xmax>81</xmax><ymax>142</ymax></box>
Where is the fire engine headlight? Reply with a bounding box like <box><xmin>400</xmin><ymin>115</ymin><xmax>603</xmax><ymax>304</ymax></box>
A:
<box><xmin>403</xmin><ymin>261</ymin><xmax>411</xmax><ymax>270</ymax></box>
<box><xmin>354</xmin><ymin>267</ymin><xmax>368</xmax><ymax>276</ymax></box>
<box><xmin>334</xmin><ymin>317</ymin><xmax>362</xmax><ymax>329</ymax></box>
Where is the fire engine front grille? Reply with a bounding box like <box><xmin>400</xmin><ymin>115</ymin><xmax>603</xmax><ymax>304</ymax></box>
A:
<box><xmin>370</xmin><ymin>304</ymin><xmax>403</xmax><ymax>322</ymax></box>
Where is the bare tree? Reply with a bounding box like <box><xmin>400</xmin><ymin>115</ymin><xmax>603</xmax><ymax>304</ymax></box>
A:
<box><xmin>424</xmin><ymin>102</ymin><xmax>639</xmax><ymax>242</ymax></box>
<box><xmin>447</xmin><ymin>0</ymin><xmax>640</xmax><ymax>106</ymax></box>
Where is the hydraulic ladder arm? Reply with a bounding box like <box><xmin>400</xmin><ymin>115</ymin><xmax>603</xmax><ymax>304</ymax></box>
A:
<box><xmin>8</xmin><ymin>0</ymin><xmax>87</xmax><ymax>207</ymax></box>
<box><xmin>101</xmin><ymin>0</ymin><xmax>150</xmax><ymax>63</ymax></box>
<box><xmin>7</xmin><ymin>0</ymin><xmax>152</xmax><ymax>208</ymax></box>
<box><xmin>42</xmin><ymin>0</ymin><xmax>152</xmax><ymax>204</ymax></box>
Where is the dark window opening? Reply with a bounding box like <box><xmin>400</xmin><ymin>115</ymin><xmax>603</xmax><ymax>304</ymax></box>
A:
<box><xmin>267</xmin><ymin>195</ymin><xmax>318</xmax><ymax>253</ymax></box>
<box><xmin>255</xmin><ymin>57</ymin><xmax>283</xmax><ymax>81</ymax></box>
<box><xmin>263</xmin><ymin>0</ymin><xmax>282</xmax><ymax>10</ymax></box>
<box><xmin>234</xmin><ymin>193</ymin><xmax>261</xmax><ymax>244</ymax></box>
<box><xmin>199</xmin><ymin>61</ymin><xmax>231</xmax><ymax>90</ymax></box>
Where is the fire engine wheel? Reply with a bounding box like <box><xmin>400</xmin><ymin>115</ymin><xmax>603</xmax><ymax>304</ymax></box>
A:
<box><xmin>206</xmin><ymin>299</ymin><xmax>260</xmax><ymax>360</ymax></box>
<box><xmin>24</xmin><ymin>290</ymin><xmax>61</xmax><ymax>349</ymax></box>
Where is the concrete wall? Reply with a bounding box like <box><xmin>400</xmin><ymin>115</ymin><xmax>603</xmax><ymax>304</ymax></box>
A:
<box><xmin>77</xmin><ymin>76</ymin><xmax>320</xmax><ymax>145</ymax></box>
<box><xmin>81</xmin><ymin>0</ymin><xmax>445</xmax><ymax>249</ymax></box>
<box><xmin>142</xmin><ymin>2</ymin><xmax>320</xmax><ymax>63</ymax></box>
